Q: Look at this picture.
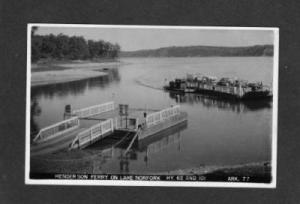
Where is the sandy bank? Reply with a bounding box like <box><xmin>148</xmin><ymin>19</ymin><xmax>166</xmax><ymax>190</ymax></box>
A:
<box><xmin>31</xmin><ymin>61</ymin><xmax>121</xmax><ymax>87</ymax></box>
<box><xmin>31</xmin><ymin>69</ymin><xmax>108</xmax><ymax>86</ymax></box>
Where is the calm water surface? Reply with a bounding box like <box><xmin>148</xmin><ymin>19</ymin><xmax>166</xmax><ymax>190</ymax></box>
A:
<box><xmin>31</xmin><ymin>57</ymin><xmax>273</xmax><ymax>174</ymax></box>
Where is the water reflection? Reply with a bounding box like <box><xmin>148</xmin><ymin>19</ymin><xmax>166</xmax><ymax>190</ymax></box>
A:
<box><xmin>168</xmin><ymin>92</ymin><xmax>272</xmax><ymax>113</ymax></box>
<box><xmin>133</xmin><ymin>121</ymin><xmax>187</xmax><ymax>169</ymax></box>
<box><xmin>30</xmin><ymin>97</ymin><xmax>41</xmax><ymax>140</ymax></box>
<box><xmin>89</xmin><ymin>121</ymin><xmax>188</xmax><ymax>174</ymax></box>
<box><xmin>31</xmin><ymin>68</ymin><xmax>120</xmax><ymax>99</ymax></box>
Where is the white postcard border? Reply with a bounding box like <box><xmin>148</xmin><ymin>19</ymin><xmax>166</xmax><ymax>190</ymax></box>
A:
<box><xmin>25</xmin><ymin>24</ymin><xmax>279</xmax><ymax>188</ymax></box>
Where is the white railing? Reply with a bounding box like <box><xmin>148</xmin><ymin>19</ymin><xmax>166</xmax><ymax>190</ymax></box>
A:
<box><xmin>71</xmin><ymin>118</ymin><xmax>114</xmax><ymax>148</ymax></box>
<box><xmin>33</xmin><ymin>117</ymin><xmax>80</xmax><ymax>143</ymax></box>
<box><xmin>146</xmin><ymin>105</ymin><xmax>180</xmax><ymax>127</ymax></box>
<box><xmin>72</xmin><ymin>101</ymin><xmax>115</xmax><ymax>118</ymax></box>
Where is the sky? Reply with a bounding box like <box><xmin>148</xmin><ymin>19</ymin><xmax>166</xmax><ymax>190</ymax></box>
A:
<box><xmin>35</xmin><ymin>26</ymin><xmax>274</xmax><ymax>51</ymax></box>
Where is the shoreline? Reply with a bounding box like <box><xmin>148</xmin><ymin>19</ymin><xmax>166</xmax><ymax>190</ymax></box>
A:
<box><xmin>31</xmin><ymin>152</ymin><xmax>271</xmax><ymax>180</ymax></box>
<box><xmin>155</xmin><ymin>161</ymin><xmax>270</xmax><ymax>175</ymax></box>
<box><xmin>152</xmin><ymin>161</ymin><xmax>272</xmax><ymax>183</ymax></box>
<box><xmin>31</xmin><ymin>69</ymin><xmax>108</xmax><ymax>87</ymax></box>
<box><xmin>31</xmin><ymin>59</ymin><xmax>122</xmax><ymax>87</ymax></box>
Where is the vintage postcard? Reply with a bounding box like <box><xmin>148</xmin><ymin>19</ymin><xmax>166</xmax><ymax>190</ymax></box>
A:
<box><xmin>26</xmin><ymin>24</ymin><xmax>278</xmax><ymax>187</ymax></box>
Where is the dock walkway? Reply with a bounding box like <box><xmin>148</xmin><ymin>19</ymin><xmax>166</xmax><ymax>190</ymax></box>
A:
<box><xmin>31</xmin><ymin>101</ymin><xmax>186</xmax><ymax>156</ymax></box>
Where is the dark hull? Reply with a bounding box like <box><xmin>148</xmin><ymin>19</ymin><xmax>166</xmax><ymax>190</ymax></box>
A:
<box><xmin>164</xmin><ymin>86</ymin><xmax>272</xmax><ymax>101</ymax></box>
<box><xmin>195</xmin><ymin>88</ymin><xmax>272</xmax><ymax>101</ymax></box>
<box><xmin>241</xmin><ymin>91</ymin><xmax>272</xmax><ymax>100</ymax></box>
<box><xmin>168</xmin><ymin>92</ymin><xmax>272</xmax><ymax>112</ymax></box>
<box><xmin>163</xmin><ymin>86</ymin><xmax>185</xmax><ymax>93</ymax></box>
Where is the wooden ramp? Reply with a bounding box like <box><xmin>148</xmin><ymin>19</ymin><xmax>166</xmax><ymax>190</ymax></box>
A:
<box><xmin>31</xmin><ymin>102</ymin><xmax>117</xmax><ymax>156</ymax></box>
<box><xmin>30</xmin><ymin>101</ymin><xmax>186</xmax><ymax>157</ymax></box>
<box><xmin>31</xmin><ymin>127</ymin><xmax>86</xmax><ymax>156</ymax></box>
<box><xmin>69</xmin><ymin>119</ymin><xmax>114</xmax><ymax>149</ymax></box>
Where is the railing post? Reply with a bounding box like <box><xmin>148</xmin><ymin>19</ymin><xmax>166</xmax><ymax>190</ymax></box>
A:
<box><xmin>100</xmin><ymin>122</ymin><xmax>102</xmax><ymax>136</ymax></box>
<box><xmin>110</xmin><ymin>118</ymin><xmax>114</xmax><ymax>131</ymax></box>
<box><xmin>90</xmin><ymin>128</ymin><xmax>93</xmax><ymax>143</ymax></box>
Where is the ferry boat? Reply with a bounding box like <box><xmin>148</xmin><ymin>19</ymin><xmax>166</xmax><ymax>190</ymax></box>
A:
<box><xmin>164</xmin><ymin>74</ymin><xmax>272</xmax><ymax>101</ymax></box>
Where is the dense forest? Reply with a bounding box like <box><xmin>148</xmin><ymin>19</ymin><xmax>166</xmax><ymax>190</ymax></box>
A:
<box><xmin>31</xmin><ymin>29</ymin><xmax>121</xmax><ymax>62</ymax></box>
<box><xmin>121</xmin><ymin>45</ymin><xmax>273</xmax><ymax>57</ymax></box>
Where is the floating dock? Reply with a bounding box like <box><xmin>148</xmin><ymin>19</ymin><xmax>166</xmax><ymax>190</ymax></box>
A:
<box><xmin>31</xmin><ymin>101</ymin><xmax>188</xmax><ymax>156</ymax></box>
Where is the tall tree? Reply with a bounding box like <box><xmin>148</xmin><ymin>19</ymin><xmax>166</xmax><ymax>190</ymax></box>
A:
<box><xmin>31</xmin><ymin>33</ymin><xmax>121</xmax><ymax>62</ymax></box>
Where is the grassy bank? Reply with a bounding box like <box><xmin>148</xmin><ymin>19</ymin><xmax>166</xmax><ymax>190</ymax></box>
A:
<box><xmin>157</xmin><ymin>161</ymin><xmax>271</xmax><ymax>183</ymax></box>
<box><xmin>31</xmin><ymin>59</ymin><xmax>121</xmax><ymax>87</ymax></box>
<box><xmin>202</xmin><ymin>161</ymin><xmax>271</xmax><ymax>183</ymax></box>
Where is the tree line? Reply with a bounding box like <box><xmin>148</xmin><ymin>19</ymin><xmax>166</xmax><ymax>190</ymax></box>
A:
<box><xmin>121</xmin><ymin>45</ymin><xmax>273</xmax><ymax>57</ymax></box>
<box><xmin>31</xmin><ymin>32</ymin><xmax>121</xmax><ymax>62</ymax></box>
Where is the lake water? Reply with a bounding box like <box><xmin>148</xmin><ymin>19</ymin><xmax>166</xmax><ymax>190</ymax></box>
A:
<box><xmin>31</xmin><ymin>57</ymin><xmax>273</xmax><ymax>174</ymax></box>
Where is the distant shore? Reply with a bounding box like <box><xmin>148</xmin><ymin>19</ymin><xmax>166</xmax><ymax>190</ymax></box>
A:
<box><xmin>31</xmin><ymin>59</ymin><xmax>121</xmax><ymax>87</ymax></box>
<box><xmin>121</xmin><ymin>45</ymin><xmax>273</xmax><ymax>58</ymax></box>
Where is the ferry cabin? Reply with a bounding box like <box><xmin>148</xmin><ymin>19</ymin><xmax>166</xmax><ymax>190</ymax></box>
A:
<box><xmin>173</xmin><ymin>76</ymin><xmax>246</xmax><ymax>97</ymax></box>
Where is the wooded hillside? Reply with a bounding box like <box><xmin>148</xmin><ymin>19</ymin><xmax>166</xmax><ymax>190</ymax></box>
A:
<box><xmin>121</xmin><ymin>45</ymin><xmax>273</xmax><ymax>57</ymax></box>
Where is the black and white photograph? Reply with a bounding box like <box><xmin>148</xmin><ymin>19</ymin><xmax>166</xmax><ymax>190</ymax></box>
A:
<box><xmin>26</xmin><ymin>24</ymin><xmax>278</xmax><ymax>187</ymax></box>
